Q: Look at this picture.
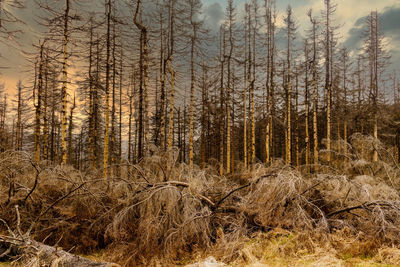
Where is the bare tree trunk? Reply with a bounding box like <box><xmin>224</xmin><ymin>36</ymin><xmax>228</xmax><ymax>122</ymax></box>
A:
<box><xmin>226</xmin><ymin>0</ymin><xmax>234</xmax><ymax>173</ymax></box>
<box><xmin>159</xmin><ymin>11</ymin><xmax>166</xmax><ymax>151</ymax></box>
<box><xmin>251</xmin><ymin>9</ymin><xmax>256</xmax><ymax>165</ymax></box>
<box><xmin>67</xmin><ymin>94</ymin><xmax>75</xmax><ymax>165</ymax></box>
<box><xmin>61</xmin><ymin>0</ymin><xmax>70</xmax><ymax>165</ymax></box>
<box><xmin>396</xmin><ymin>127</ymin><xmax>400</xmax><ymax>164</ymax></box>
<box><xmin>295</xmin><ymin>68</ymin><xmax>299</xmax><ymax>166</ymax></box>
<box><xmin>200</xmin><ymin>62</ymin><xmax>207</xmax><ymax>168</ymax></box>
<box><xmin>118</xmin><ymin>44</ymin><xmax>123</xmax><ymax>175</ymax></box>
<box><xmin>103</xmin><ymin>0</ymin><xmax>111</xmax><ymax>178</ymax></box>
<box><xmin>88</xmin><ymin>19</ymin><xmax>96</xmax><ymax>168</ymax></box>
<box><xmin>111</xmin><ymin>9</ymin><xmax>117</xmax><ymax>176</ymax></box>
<box><xmin>304</xmin><ymin>40</ymin><xmax>310</xmax><ymax>168</ymax></box>
<box><xmin>309</xmin><ymin>11</ymin><xmax>319</xmax><ymax>170</ymax></box>
<box><xmin>43</xmin><ymin>61</ymin><xmax>48</xmax><ymax>161</ymax></box>
<box><xmin>219</xmin><ymin>26</ymin><xmax>225</xmax><ymax>175</ymax></box>
<box><xmin>167</xmin><ymin>0</ymin><xmax>176</xmax><ymax>150</ymax></box>
<box><xmin>34</xmin><ymin>43</ymin><xmax>44</xmax><ymax>163</ymax></box>
<box><xmin>15</xmin><ymin>81</ymin><xmax>23</xmax><ymax>151</ymax></box>
<box><xmin>325</xmin><ymin>0</ymin><xmax>332</xmax><ymax>163</ymax></box>
<box><xmin>189</xmin><ymin>18</ymin><xmax>197</xmax><ymax>169</ymax></box>
<box><xmin>285</xmin><ymin>6</ymin><xmax>294</xmax><ymax>166</ymax></box>
<box><xmin>243</xmin><ymin>11</ymin><xmax>248</xmax><ymax>168</ymax></box>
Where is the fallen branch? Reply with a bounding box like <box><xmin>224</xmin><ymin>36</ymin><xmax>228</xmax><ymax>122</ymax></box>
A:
<box><xmin>215</xmin><ymin>173</ymin><xmax>276</xmax><ymax>208</ymax></box>
<box><xmin>0</xmin><ymin>206</ymin><xmax>120</xmax><ymax>266</ymax></box>
<box><xmin>23</xmin><ymin>161</ymin><xmax>41</xmax><ymax>204</ymax></box>
<box><xmin>327</xmin><ymin>201</ymin><xmax>399</xmax><ymax>218</ymax></box>
<box><xmin>0</xmin><ymin>235</ymin><xmax>120</xmax><ymax>266</ymax></box>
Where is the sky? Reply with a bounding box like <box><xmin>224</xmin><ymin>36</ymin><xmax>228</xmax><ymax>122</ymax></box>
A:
<box><xmin>1</xmin><ymin>0</ymin><xmax>400</xmax><ymax>97</ymax></box>
<box><xmin>201</xmin><ymin>0</ymin><xmax>400</xmax><ymax>77</ymax></box>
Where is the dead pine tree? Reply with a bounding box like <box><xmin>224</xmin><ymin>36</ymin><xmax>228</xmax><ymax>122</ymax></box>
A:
<box><xmin>218</xmin><ymin>25</ymin><xmax>226</xmax><ymax>176</ymax></box>
<box><xmin>250</xmin><ymin>1</ymin><xmax>257</xmax><ymax>165</ymax></box>
<box><xmin>184</xmin><ymin>0</ymin><xmax>205</xmax><ymax>169</ymax></box>
<box><xmin>155</xmin><ymin>0</ymin><xmax>168</xmax><ymax>151</ymax></box>
<box><xmin>263</xmin><ymin>0</ymin><xmax>276</xmax><ymax>165</ymax></box>
<box><xmin>224</xmin><ymin>0</ymin><xmax>236</xmax><ymax>173</ymax></box>
<box><xmin>167</xmin><ymin>0</ymin><xmax>176</xmax><ymax>150</ymax></box>
<box><xmin>67</xmin><ymin>93</ymin><xmax>76</xmax><ymax>165</ymax></box>
<box><xmin>60</xmin><ymin>0</ymin><xmax>70</xmax><ymax>165</ymax></box>
<box><xmin>308</xmin><ymin>9</ymin><xmax>319</xmax><ymax>170</ymax></box>
<box><xmin>42</xmin><ymin>57</ymin><xmax>49</xmax><ymax>161</ymax></box>
<box><xmin>243</xmin><ymin>7</ymin><xmax>248</xmax><ymax>168</ymax></box>
<box><xmin>34</xmin><ymin>42</ymin><xmax>45</xmax><ymax>163</ymax></box>
<box><xmin>14</xmin><ymin>80</ymin><xmax>27</xmax><ymax>151</ymax></box>
<box><xmin>245</xmin><ymin>3</ymin><xmax>256</xmax><ymax>165</ymax></box>
<box><xmin>199</xmin><ymin>60</ymin><xmax>210</xmax><ymax>168</ymax></box>
<box><xmin>323</xmin><ymin>0</ymin><xmax>338</xmax><ymax>163</ymax></box>
<box><xmin>103</xmin><ymin>0</ymin><xmax>112</xmax><ymax>178</ymax></box>
<box><xmin>364</xmin><ymin>11</ymin><xmax>388</xmax><ymax>162</ymax></box>
<box><xmin>86</xmin><ymin>16</ymin><xmax>96</xmax><ymax>168</ymax></box>
<box><xmin>304</xmin><ymin>39</ymin><xmax>311</xmax><ymax>168</ymax></box>
<box><xmin>339</xmin><ymin>47</ymin><xmax>351</xmax><ymax>157</ymax></box>
<box><xmin>284</xmin><ymin>5</ymin><xmax>296</xmax><ymax>166</ymax></box>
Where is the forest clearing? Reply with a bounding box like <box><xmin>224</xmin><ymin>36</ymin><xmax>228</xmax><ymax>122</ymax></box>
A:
<box><xmin>1</xmin><ymin>0</ymin><xmax>400</xmax><ymax>266</ymax></box>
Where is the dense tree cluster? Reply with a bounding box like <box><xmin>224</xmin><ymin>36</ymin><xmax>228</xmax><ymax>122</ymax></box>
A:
<box><xmin>0</xmin><ymin>0</ymin><xmax>399</xmax><ymax>175</ymax></box>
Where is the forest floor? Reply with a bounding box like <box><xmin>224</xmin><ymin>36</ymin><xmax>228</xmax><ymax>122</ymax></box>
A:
<box><xmin>2</xmin><ymin>138</ymin><xmax>400</xmax><ymax>266</ymax></box>
<box><xmin>84</xmin><ymin>230</ymin><xmax>400</xmax><ymax>266</ymax></box>
<box><xmin>3</xmin><ymin>230</ymin><xmax>400</xmax><ymax>266</ymax></box>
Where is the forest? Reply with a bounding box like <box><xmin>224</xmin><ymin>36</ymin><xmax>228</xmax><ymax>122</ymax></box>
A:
<box><xmin>1</xmin><ymin>0</ymin><xmax>400</xmax><ymax>266</ymax></box>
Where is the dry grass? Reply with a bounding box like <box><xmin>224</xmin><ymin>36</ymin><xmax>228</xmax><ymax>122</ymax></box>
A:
<box><xmin>229</xmin><ymin>230</ymin><xmax>400</xmax><ymax>266</ymax></box>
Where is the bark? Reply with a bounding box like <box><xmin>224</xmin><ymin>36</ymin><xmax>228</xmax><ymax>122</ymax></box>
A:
<box><xmin>189</xmin><ymin>10</ymin><xmax>197</xmax><ymax>169</ymax></box>
<box><xmin>159</xmin><ymin>9</ymin><xmax>166</xmax><ymax>151</ymax></box>
<box><xmin>264</xmin><ymin>0</ymin><xmax>274</xmax><ymax>164</ymax></box>
<box><xmin>304</xmin><ymin>41</ymin><xmax>310</xmax><ymax>168</ymax></box>
<box><xmin>118</xmin><ymin>44</ymin><xmax>123</xmax><ymax>175</ymax></box>
<box><xmin>325</xmin><ymin>0</ymin><xmax>332</xmax><ymax>163</ymax></box>
<box><xmin>243</xmin><ymin>11</ymin><xmax>248</xmax><ymax>168</ymax></box>
<box><xmin>104</xmin><ymin>0</ymin><xmax>111</xmax><ymax>178</ymax></box>
<box><xmin>285</xmin><ymin>6</ymin><xmax>293</xmax><ymax>166</ymax></box>
<box><xmin>43</xmin><ymin>62</ymin><xmax>48</xmax><ymax>161</ymax></box>
<box><xmin>34</xmin><ymin>43</ymin><xmax>44</xmax><ymax>163</ymax></box>
<box><xmin>200</xmin><ymin>62</ymin><xmax>207</xmax><ymax>168</ymax></box>
<box><xmin>295</xmin><ymin>68</ymin><xmax>299</xmax><ymax>166</ymax></box>
<box><xmin>111</xmin><ymin>9</ymin><xmax>117</xmax><ymax>176</ymax></box>
<box><xmin>309</xmin><ymin>11</ymin><xmax>319</xmax><ymax>170</ymax></box>
<box><xmin>219</xmin><ymin>26</ymin><xmax>225</xmax><ymax>176</ymax></box>
<box><xmin>67</xmin><ymin>94</ymin><xmax>76</xmax><ymax>165</ymax></box>
<box><xmin>167</xmin><ymin>0</ymin><xmax>176</xmax><ymax>150</ymax></box>
<box><xmin>0</xmin><ymin>236</ymin><xmax>120</xmax><ymax>267</ymax></box>
<box><xmin>251</xmin><ymin>9</ymin><xmax>256</xmax><ymax>165</ymax></box>
<box><xmin>15</xmin><ymin>81</ymin><xmax>22</xmax><ymax>151</ymax></box>
<box><xmin>225</xmin><ymin>0</ymin><xmax>234</xmax><ymax>173</ymax></box>
<box><xmin>396</xmin><ymin>127</ymin><xmax>400</xmax><ymax>164</ymax></box>
<box><xmin>88</xmin><ymin>19</ymin><xmax>95</xmax><ymax>168</ymax></box>
<box><xmin>61</xmin><ymin>0</ymin><xmax>70</xmax><ymax>165</ymax></box>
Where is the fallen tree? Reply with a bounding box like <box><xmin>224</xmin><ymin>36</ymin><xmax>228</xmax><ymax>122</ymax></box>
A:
<box><xmin>0</xmin><ymin>206</ymin><xmax>120</xmax><ymax>267</ymax></box>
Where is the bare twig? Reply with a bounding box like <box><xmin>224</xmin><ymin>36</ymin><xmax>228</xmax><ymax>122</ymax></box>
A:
<box><xmin>27</xmin><ymin>182</ymin><xmax>86</xmax><ymax>236</ymax></box>
<box><xmin>23</xmin><ymin>161</ymin><xmax>41</xmax><ymax>203</ymax></box>
<box><xmin>15</xmin><ymin>205</ymin><xmax>24</xmax><ymax>240</ymax></box>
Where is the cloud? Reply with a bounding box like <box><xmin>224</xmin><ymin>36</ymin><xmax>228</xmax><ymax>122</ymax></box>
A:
<box><xmin>380</xmin><ymin>6</ymin><xmax>400</xmax><ymax>40</ymax></box>
<box><xmin>344</xmin><ymin>5</ymin><xmax>400</xmax><ymax>50</ymax></box>
<box><xmin>342</xmin><ymin>16</ymin><xmax>366</xmax><ymax>50</ymax></box>
<box><xmin>342</xmin><ymin>4</ymin><xmax>400</xmax><ymax>75</ymax></box>
<box><xmin>203</xmin><ymin>3</ymin><xmax>224</xmax><ymax>31</ymax></box>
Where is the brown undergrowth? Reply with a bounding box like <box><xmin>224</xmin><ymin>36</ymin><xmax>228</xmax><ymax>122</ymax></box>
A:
<box><xmin>1</xmin><ymin>135</ymin><xmax>400</xmax><ymax>266</ymax></box>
